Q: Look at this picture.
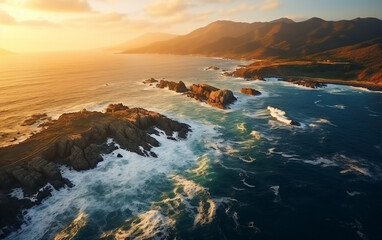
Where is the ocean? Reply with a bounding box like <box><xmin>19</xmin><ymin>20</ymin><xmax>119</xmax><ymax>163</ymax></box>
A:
<box><xmin>1</xmin><ymin>52</ymin><xmax>381</xmax><ymax>240</ymax></box>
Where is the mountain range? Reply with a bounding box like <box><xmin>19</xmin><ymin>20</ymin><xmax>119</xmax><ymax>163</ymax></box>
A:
<box><xmin>108</xmin><ymin>32</ymin><xmax>176</xmax><ymax>51</ymax></box>
<box><xmin>125</xmin><ymin>17</ymin><xmax>382</xmax><ymax>85</ymax></box>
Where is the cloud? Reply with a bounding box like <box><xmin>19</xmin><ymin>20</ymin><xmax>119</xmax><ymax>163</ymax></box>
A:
<box><xmin>201</xmin><ymin>0</ymin><xmax>236</xmax><ymax>2</ymax></box>
<box><xmin>24</xmin><ymin>0</ymin><xmax>92</xmax><ymax>12</ymax></box>
<box><xmin>145</xmin><ymin>0</ymin><xmax>190</xmax><ymax>17</ymax></box>
<box><xmin>0</xmin><ymin>9</ymin><xmax>56</xmax><ymax>27</ymax></box>
<box><xmin>65</xmin><ymin>12</ymin><xmax>128</xmax><ymax>26</ymax></box>
<box><xmin>0</xmin><ymin>9</ymin><xmax>16</xmax><ymax>25</ymax></box>
<box><xmin>260</xmin><ymin>0</ymin><xmax>279</xmax><ymax>11</ymax></box>
<box><xmin>225</xmin><ymin>3</ymin><xmax>257</xmax><ymax>14</ymax></box>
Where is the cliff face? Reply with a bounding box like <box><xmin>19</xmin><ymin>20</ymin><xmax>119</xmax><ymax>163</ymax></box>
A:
<box><xmin>0</xmin><ymin>104</ymin><xmax>191</xmax><ymax>236</ymax></box>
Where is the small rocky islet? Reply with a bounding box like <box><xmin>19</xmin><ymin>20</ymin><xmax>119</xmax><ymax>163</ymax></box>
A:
<box><xmin>0</xmin><ymin>104</ymin><xmax>191</xmax><ymax>237</ymax></box>
<box><xmin>153</xmin><ymin>80</ymin><xmax>262</xmax><ymax>109</ymax></box>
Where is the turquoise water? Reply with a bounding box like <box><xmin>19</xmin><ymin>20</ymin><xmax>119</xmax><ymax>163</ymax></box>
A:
<box><xmin>1</xmin><ymin>52</ymin><xmax>382</xmax><ymax>240</ymax></box>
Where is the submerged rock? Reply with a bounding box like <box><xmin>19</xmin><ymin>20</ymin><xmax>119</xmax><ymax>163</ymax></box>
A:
<box><xmin>205</xmin><ymin>66</ymin><xmax>220</xmax><ymax>71</ymax></box>
<box><xmin>240</xmin><ymin>88</ymin><xmax>262</xmax><ymax>96</ymax></box>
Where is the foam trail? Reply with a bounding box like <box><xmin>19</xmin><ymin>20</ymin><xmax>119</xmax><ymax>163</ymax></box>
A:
<box><xmin>53</xmin><ymin>213</ymin><xmax>87</xmax><ymax>240</ymax></box>
<box><xmin>100</xmin><ymin>210</ymin><xmax>175</xmax><ymax>240</ymax></box>
<box><xmin>241</xmin><ymin>179</ymin><xmax>255</xmax><ymax>188</ymax></box>
<box><xmin>250</xmin><ymin>130</ymin><xmax>261</xmax><ymax>140</ymax></box>
<box><xmin>236</xmin><ymin>122</ymin><xmax>246</xmax><ymax>132</ymax></box>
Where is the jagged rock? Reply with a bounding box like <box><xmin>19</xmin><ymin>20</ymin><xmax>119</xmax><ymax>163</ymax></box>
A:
<box><xmin>188</xmin><ymin>84</ymin><xmax>237</xmax><ymax>109</ymax></box>
<box><xmin>105</xmin><ymin>103</ymin><xmax>129</xmax><ymax>113</ymax></box>
<box><xmin>282</xmin><ymin>77</ymin><xmax>327</xmax><ymax>88</ymax></box>
<box><xmin>21</xmin><ymin>113</ymin><xmax>49</xmax><ymax>126</ymax></box>
<box><xmin>117</xmin><ymin>153</ymin><xmax>123</xmax><ymax>158</ymax></box>
<box><xmin>240</xmin><ymin>88</ymin><xmax>261</xmax><ymax>96</ymax></box>
<box><xmin>99</xmin><ymin>142</ymin><xmax>118</xmax><ymax>154</ymax></box>
<box><xmin>10</xmin><ymin>167</ymin><xmax>45</xmax><ymax>192</ymax></box>
<box><xmin>143</xmin><ymin>78</ymin><xmax>158</xmax><ymax>84</ymax></box>
<box><xmin>0</xmin><ymin>104</ymin><xmax>191</xmax><ymax>236</ymax></box>
<box><xmin>156</xmin><ymin>80</ymin><xmax>189</xmax><ymax>92</ymax></box>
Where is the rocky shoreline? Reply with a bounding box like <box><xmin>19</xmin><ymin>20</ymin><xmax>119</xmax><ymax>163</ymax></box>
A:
<box><xmin>0</xmin><ymin>104</ymin><xmax>191</xmax><ymax>238</ymax></box>
<box><xmin>230</xmin><ymin>62</ymin><xmax>382</xmax><ymax>91</ymax></box>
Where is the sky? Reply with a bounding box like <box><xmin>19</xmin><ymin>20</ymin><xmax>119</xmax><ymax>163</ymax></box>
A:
<box><xmin>0</xmin><ymin>0</ymin><xmax>381</xmax><ymax>52</ymax></box>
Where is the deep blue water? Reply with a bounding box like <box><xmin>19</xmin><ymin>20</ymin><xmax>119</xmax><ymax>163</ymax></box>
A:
<box><xmin>2</xmin><ymin>53</ymin><xmax>382</xmax><ymax>240</ymax></box>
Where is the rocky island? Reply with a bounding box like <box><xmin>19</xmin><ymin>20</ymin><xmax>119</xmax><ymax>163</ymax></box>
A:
<box><xmin>155</xmin><ymin>80</ymin><xmax>237</xmax><ymax>109</ymax></box>
<box><xmin>0</xmin><ymin>104</ymin><xmax>190</xmax><ymax>237</ymax></box>
<box><xmin>240</xmin><ymin>88</ymin><xmax>262</xmax><ymax>96</ymax></box>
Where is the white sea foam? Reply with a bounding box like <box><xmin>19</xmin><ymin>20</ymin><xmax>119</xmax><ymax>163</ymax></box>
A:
<box><xmin>5</xmin><ymin>120</ymin><xmax>218</xmax><ymax>240</ymax></box>
<box><xmin>101</xmin><ymin>210</ymin><xmax>175</xmax><ymax>240</ymax></box>
<box><xmin>241</xmin><ymin>179</ymin><xmax>255</xmax><ymax>188</ymax></box>
<box><xmin>327</xmin><ymin>104</ymin><xmax>346</xmax><ymax>109</ymax></box>
<box><xmin>171</xmin><ymin>175</ymin><xmax>207</xmax><ymax>199</ymax></box>
<box><xmin>267</xmin><ymin>106</ymin><xmax>293</xmax><ymax>125</ymax></box>
<box><xmin>236</xmin><ymin>122</ymin><xmax>246</xmax><ymax>132</ymax></box>
<box><xmin>53</xmin><ymin>213</ymin><xmax>87</xmax><ymax>240</ymax></box>
<box><xmin>238</xmin><ymin>156</ymin><xmax>256</xmax><ymax>163</ymax></box>
<box><xmin>346</xmin><ymin>191</ymin><xmax>361</xmax><ymax>197</ymax></box>
<box><xmin>270</xmin><ymin>186</ymin><xmax>280</xmax><ymax>196</ymax></box>
<box><xmin>303</xmin><ymin>157</ymin><xmax>337</xmax><ymax>167</ymax></box>
<box><xmin>250</xmin><ymin>130</ymin><xmax>261</xmax><ymax>140</ymax></box>
<box><xmin>315</xmin><ymin>118</ymin><xmax>337</xmax><ymax>127</ymax></box>
<box><xmin>188</xmin><ymin>155</ymin><xmax>210</xmax><ymax>176</ymax></box>
<box><xmin>270</xmin><ymin>185</ymin><xmax>281</xmax><ymax>203</ymax></box>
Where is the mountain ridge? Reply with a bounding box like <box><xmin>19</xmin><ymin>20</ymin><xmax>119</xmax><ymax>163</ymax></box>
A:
<box><xmin>126</xmin><ymin>17</ymin><xmax>382</xmax><ymax>85</ymax></box>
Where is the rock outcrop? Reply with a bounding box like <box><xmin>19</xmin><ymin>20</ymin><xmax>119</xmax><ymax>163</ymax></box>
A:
<box><xmin>0</xmin><ymin>104</ymin><xmax>191</xmax><ymax>237</ymax></box>
<box><xmin>282</xmin><ymin>77</ymin><xmax>327</xmax><ymax>89</ymax></box>
<box><xmin>187</xmin><ymin>84</ymin><xmax>237</xmax><ymax>109</ymax></box>
<box><xmin>155</xmin><ymin>80</ymin><xmax>237</xmax><ymax>109</ymax></box>
<box><xmin>156</xmin><ymin>80</ymin><xmax>189</xmax><ymax>93</ymax></box>
<box><xmin>205</xmin><ymin>66</ymin><xmax>220</xmax><ymax>71</ymax></box>
<box><xmin>21</xmin><ymin>113</ymin><xmax>50</xmax><ymax>126</ymax></box>
<box><xmin>143</xmin><ymin>78</ymin><xmax>159</xmax><ymax>84</ymax></box>
<box><xmin>240</xmin><ymin>88</ymin><xmax>262</xmax><ymax>96</ymax></box>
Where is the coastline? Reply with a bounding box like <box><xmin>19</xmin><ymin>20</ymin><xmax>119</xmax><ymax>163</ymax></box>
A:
<box><xmin>0</xmin><ymin>104</ymin><xmax>191</xmax><ymax>238</ymax></box>
<box><xmin>229</xmin><ymin>60</ymin><xmax>382</xmax><ymax>92</ymax></box>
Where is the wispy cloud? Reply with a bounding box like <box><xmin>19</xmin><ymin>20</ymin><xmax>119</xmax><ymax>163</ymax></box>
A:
<box><xmin>0</xmin><ymin>9</ymin><xmax>57</xmax><ymax>27</ymax></box>
<box><xmin>260</xmin><ymin>0</ymin><xmax>279</xmax><ymax>11</ymax></box>
<box><xmin>24</xmin><ymin>0</ymin><xmax>93</xmax><ymax>12</ymax></box>
<box><xmin>0</xmin><ymin>9</ymin><xmax>16</xmax><ymax>25</ymax></box>
<box><xmin>145</xmin><ymin>0</ymin><xmax>190</xmax><ymax>17</ymax></box>
<box><xmin>225</xmin><ymin>3</ymin><xmax>257</xmax><ymax>14</ymax></box>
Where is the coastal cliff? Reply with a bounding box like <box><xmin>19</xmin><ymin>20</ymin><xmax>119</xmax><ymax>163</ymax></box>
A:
<box><xmin>0</xmin><ymin>104</ymin><xmax>190</xmax><ymax>237</ymax></box>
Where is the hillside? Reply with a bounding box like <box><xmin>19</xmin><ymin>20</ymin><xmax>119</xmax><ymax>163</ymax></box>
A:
<box><xmin>107</xmin><ymin>32</ymin><xmax>177</xmax><ymax>51</ymax></box>
<box><xmin>127</xmin><ymin>17</ymin><xmax>382</xmax><ymax>85</ymax></box>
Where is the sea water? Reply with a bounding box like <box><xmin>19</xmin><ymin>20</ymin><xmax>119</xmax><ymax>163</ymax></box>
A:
<box><xmin>1</xmin><ymin>52</ymin><xmax>381</xmax><ymax>240</ymax></box>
